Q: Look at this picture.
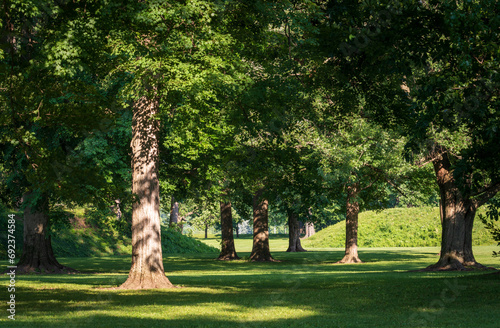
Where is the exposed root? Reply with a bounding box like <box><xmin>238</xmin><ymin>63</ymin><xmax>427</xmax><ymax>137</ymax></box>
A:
<box><xmin>286</xmin><ymin>247</ymin><xmax>308</xmax><ymax>252</ymax></box>
<box><xmin>217</xmin><ymin>253</ymin><xmax>241</xmax><ymax>261</ymax></box>
<box><xmin>117</xmin><ymin>273</ymin><xmax>176</xmax><ymax>290</ymax></box>
<box><xmin>249</xmin><ymin>253</ymin><xmax>279</xmax><ymax>262</ymax></box>
<box><xmin>419</xmin><ymin>258</ymin><xmax>496</xmax><ymax>272</ymax></box>
<box><xmin>336</xmin><ymin>255</ymin><xmax>363</xmax><ymax>264</ymax></box>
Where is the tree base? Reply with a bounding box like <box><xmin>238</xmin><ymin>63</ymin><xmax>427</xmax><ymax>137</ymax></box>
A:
<box><xmin>118</xmin><ymin>272</ymin><xmax>175</xmax><ymax>289</ymax></box>
<box><xmin>249</xmin><ymin>252</ymin><xmax>278</xmax><ymax>262</ymax></box>
<box><xmin>336</xmin><ymin>255</ymin><xmax>363</xmax><ymax>264</ymax></box>
<box><xmin>286</xmin><ymin>246</ymin><xmax>307</xmax><ymax>252</ymax></box>
<box><xmin>217</xmin><ymin>252</ymin><xmax>240</xmax><ymax>261</ymax></box>
<box><xmin>420</xmin><ymin>257</ymin><xmax>495</xmax><ymax>272</ymax></box>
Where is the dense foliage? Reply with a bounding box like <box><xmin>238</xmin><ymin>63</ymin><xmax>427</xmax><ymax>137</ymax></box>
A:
<box><xmin>1</xmin><ymin>0</ymin><xmax>499</xmax><ymax>277</ymax></box>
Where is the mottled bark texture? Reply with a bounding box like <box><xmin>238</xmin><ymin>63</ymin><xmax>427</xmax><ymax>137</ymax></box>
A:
<box><xmin>14</xmin><ymin>192</ymin><xmax>75</xmax><ymax>274</ymax></box>
<box><xmin>250</xmin><ymin>189</ymin><xmax>275</xmax><ymax>261</ymax></box>
<box><xmin>338</xmin><ymin>184</ymin><xmax>363</xmax><ymax>263</ymax></box>
<box><xmin>286</xmin><ymin>209</ymin><xmax>306</xmax><ymax>252</ymax></box>
<box><xmin>425</xmin><ymin>153</ymin><xmax>482</xmax><ymax>271</ymax></box>
<box><xmin>217</xmin><ymin>201</ymin><xmax>240</xmax><ymax>260</ymax></box>
<box><xmin>119</xmin><ymin>96</ymin><xmax>174</xmax><ymax>289</ymax></box>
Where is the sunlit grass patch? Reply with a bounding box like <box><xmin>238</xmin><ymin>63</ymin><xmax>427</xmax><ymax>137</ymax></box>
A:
<box><xmin>1</xmin><ymin>246</ymin><xmax>499</xmax><ymax>327</ymax></box>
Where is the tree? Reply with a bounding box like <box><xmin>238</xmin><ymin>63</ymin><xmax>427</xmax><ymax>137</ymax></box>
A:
<box><xmin>217</xmin><ymin>201</ymin><xmax>239</xmax><ymax>260</ymax></box>
<box><xmin>118</xmin><ymin>96</ymin><xmax>174</xmax><ymax>289</ymax></box>
<box><xmin>105</xmin><ymin>0</ymin><xmax>247</xmax><ymax>287</ymax></box>
<box><xmin>312</xmin><ymin>0</ymin><xmax>500</xmax><ymax>269</ymax></box>
<box><xmin>0</xmin><ymin>0</ymin><xmax>127</xmax><ymax>273</ymax></box>
<box><xmin>249</xmin><ymin>188</ymin><xmax>275</xmax><ymax>261</ymax></box>
<box><xmin>286</xmin><ymin>208</ymin><xmax>306</xmax><ymax>252</ymax></box>
<box><xmin>319</xmin><ymin>117</ymin><xmax>418</xmax><ymax>263</ymax></box>
<box><xmin>388</xmin><ymin>0</ymin><xmax>500</xmax><ymax>270</ymax></box>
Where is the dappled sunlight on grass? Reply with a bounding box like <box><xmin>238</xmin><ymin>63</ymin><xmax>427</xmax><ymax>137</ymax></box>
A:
<box><xmin>2</xmin><ymin>246</ymin><xmax>499</xmax><ymax>327</ymax></box>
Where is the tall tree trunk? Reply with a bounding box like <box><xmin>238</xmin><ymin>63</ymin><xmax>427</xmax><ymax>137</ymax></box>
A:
<box><xmin>15</xmin><ymin>192</ymin><xmax>74</xmax><ymax>274</ymax></box>
<box><xmin>425</xmin><ymin>152</ymin><xmax>481</xmax><ymax>271</ymax></box>
<box><xmin>235</xmin><ymin>224</ymin><xmax>239</xmax><ymax>238</ymax></box>
<box><xmin>119</xmin><ymin>96</ymin><xmax>173</xmax><ymax>289</ymax></box>
<box><xmin>250</xmin><ymin>189</ymin><xmax>275</xmax><ymax>261</ymax></box>
<box><xmin>169</xmin><ymin>196</ymin><xmax>179</xmax><ymax>228</ymax></box>
<box><xmin>217</xmin><ymin>201</ymin><xmax>240</xmax><ymax>260</ymax></box>
<box><xmin>286</xmin><ymin>209</ymin><xmax>306</xmax><ymax>252</ymax></box>
<box><xmin>338</xmin><ymin>184</ymin><xmax>362</xmax><ymax>263</ymax></box>
<box><xmin>205</xmin><ymin>223</ymin><xmax>208</xmax><ymax>239</ymax></box>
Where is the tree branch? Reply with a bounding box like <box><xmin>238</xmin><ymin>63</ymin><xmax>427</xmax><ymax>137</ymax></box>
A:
<box><xmin>364</xmin><ymin>163</ymin><xmax>408</xmax><ymax>198</ymax></box>
<box><xmin>471</xmin><ymin>182</ymin><xmax>500</xmax><ymax>209</ymax></box>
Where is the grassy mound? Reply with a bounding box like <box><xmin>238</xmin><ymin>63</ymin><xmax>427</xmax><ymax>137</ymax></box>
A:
<box><xmin>303</xmin><ymin>206</ymin><xmax>497</xmax><ymax>248</ymax></box>
<box><xmin>0</xmin><ymin>209</ymin><xmax>217</xmax><ymax>258</ymax></box>
<box><xmin>51</xmin><ymin>216</ymin><xmax>132</xmax><ymax>257</ymax></box>
<box><xmin>162</xmin><ymin>228</ymin><xmax>219</xmax><ymax>253</ymax></box>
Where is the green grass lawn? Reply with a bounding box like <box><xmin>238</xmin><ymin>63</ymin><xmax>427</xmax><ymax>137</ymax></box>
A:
<box><xmin>2</xmin><ymin>243</ymin><xmax>499</xmax><ymax>328</ymax></box>
<box><xmin>192</xmin><ymin>233</ymin><xmax>290</xmax><ymax>253</ymax></box>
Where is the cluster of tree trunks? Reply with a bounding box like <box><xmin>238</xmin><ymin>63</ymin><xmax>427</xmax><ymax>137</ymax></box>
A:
<box><xmin>304</xmin><ymin>221</ymin><xmax>315</xmax><ymax>239</ymax></box>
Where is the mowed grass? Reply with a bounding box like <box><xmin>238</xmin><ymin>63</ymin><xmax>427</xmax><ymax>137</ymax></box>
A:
<box><xmin>1</xmin><ymin>243</ymin><xmax>500</xmax><ymax>328</ymax></box>
<box><xmin>192</xmin><ymin>233</ymin><xmax>290</xmax><ymax>253</ymax></box>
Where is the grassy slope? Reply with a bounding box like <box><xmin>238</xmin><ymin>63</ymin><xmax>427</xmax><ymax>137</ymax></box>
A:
<box><xmin>303</xmin><ymin>206</ymin><xmax>497</xmax><ymax>249</ymax></box>
<box><xmin>1</xmin><ymin>246</ymin><xmax>499</xmax><ymax>328</ymax></box>
<box><xmin>0</xmin><ymin>211</ymin><xmax>217</xmax><ymax>258</ymax></box>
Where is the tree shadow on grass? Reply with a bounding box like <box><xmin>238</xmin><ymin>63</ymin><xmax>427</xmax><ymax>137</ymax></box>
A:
<box><xmin>11</xmin><ymin>272</ymin><xmax>500</xmax><ymax>328</ymax></box>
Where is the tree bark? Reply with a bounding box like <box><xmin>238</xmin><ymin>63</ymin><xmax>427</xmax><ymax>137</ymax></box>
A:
<box><xmin>169</xmin><ymin>196</ymin><xmax>179</xmax><ymax>228</ymax></box>
<box><xmin>119</xmin><ymin>96</ymin><xmax>174</xmax><ymax>289</ymax></box>
<box><xmin>14</xmin><ymin>192</ymin><xmax>75</xmax><ymax>274</ymax></box>
<box><xmin>425</xmin><ymin>152</ymin><xmax>481</xmax><ymax>271</ymax></box>
<box><xmin>338</xmin><ymin>184</ymin><xmax>363</xmax><ymax>263</ymax></box>
<box><xmin>286</xmin><ymin>209</ymin><xmax>306</xmax><ymax>252</ymax></box>
<box><xmin>205</xmin><ymin>223</ymin><xmax>208</xmax><ymax>239</ymax></box>
<box><xmin>304</xmin><ymin>222</ymin><xmax>315</xmax><ymax>238</ymax></box>
<box><xmin>250</xmin><ymin>189</ymin><xmax>275</xmax><ymax>261</ymax></box>
<box><xmin>217</xmin><ymin>201</ymin><xmax>240</xmax><ymax>260</ymax></box>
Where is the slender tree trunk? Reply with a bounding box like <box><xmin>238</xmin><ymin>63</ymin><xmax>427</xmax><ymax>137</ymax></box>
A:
<box><xmin>217</xmin><ymin>201</ymin><xmax>240</xmax><ymax>260</ymax></box>
<box><xmin>338</xmin><ymin>184</ymin><xmax>362</xmax><ymax>263</ymax></box>
<box><xmin>425</xmin><ymin>152</ymin><xmax>481</xmax><ymax>271</ymax></box>
<box><xmin>169</xmin><ymin>196</ymin><xmax>179</xmax><ymax>228</ymax></box>
<box><xmin>286</xmin><ymin>209</ymin><xmax>306</xmax><ymax>252</ymax></box>
<box><xmin>250</xmin><ymin>189</ymin><xmax>275</xmax><ymax>261</ymax></box>
<box><xmin>119</xmin><ymin>96</ymin><xmax>173</xmax><ymax>289</ymax></box>
<box><xmin>235</xmin><ymin>224</ymin><xmax>239</xmax><ymax>238</ymax></box>
<box><xmin>14</xmin><ymin>192</ymin><xmax>75</xmax><ymax>274</ymax></box>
